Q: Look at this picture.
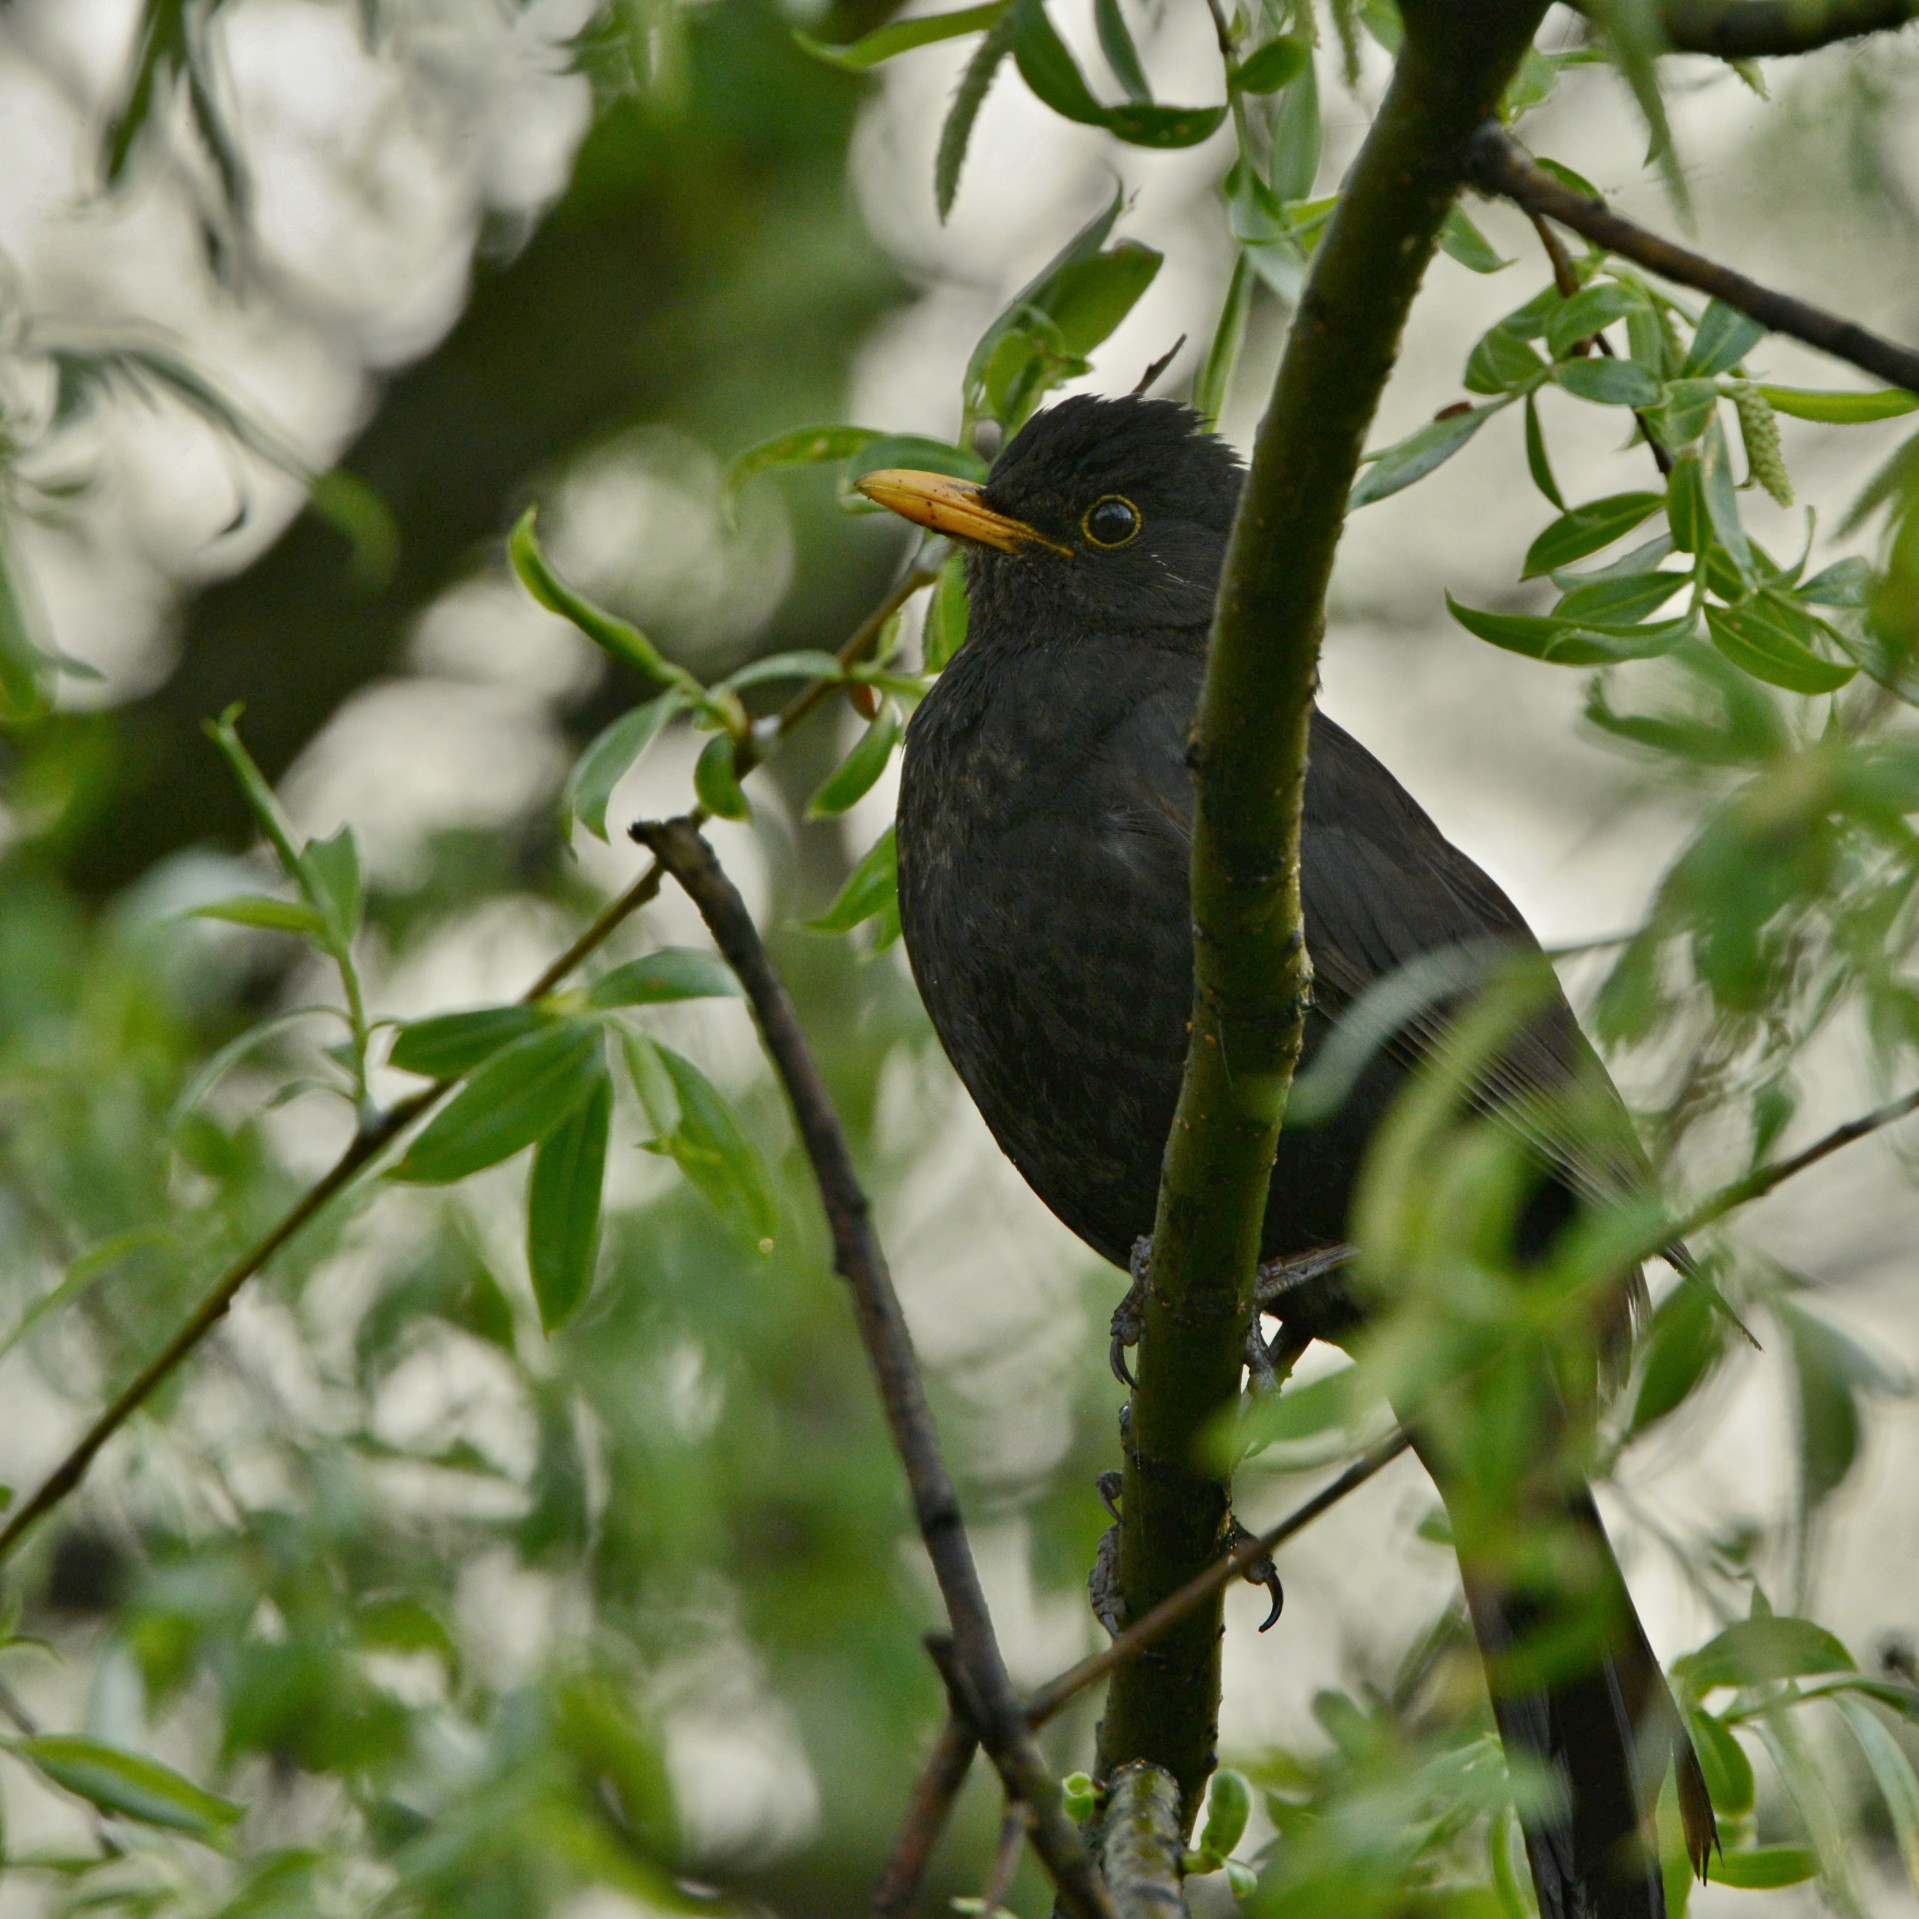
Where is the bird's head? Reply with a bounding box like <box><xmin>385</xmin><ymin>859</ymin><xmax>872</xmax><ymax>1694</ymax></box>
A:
<box><xmin>857</xmin><ymin>393</ymin><xmax>1244</xmax><ymax>642</ymax></box>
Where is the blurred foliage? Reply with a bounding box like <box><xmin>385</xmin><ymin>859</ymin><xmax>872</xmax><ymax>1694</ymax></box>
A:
<box><xmin>1</xmin><ymin>1</ymin><xmax>1919</xmax><ymax>1916</ymax></box>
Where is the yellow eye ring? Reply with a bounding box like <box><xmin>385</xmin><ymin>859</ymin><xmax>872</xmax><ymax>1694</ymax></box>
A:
<box><xmin>1081</xmin><ymin>494</ymin><xmax>1141</xmax><ymax>549</ymax></box>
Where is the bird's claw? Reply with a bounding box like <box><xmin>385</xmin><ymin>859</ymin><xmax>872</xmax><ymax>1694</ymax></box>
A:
<box><xmin>1253</xmin><ymin>1242</ymin><xmax>1355</xmax><ymax>1312</ymax></box>
<box><xmin>1108</xmin><ymin>1236</ymin><xmax>1154</xmax><ymax>1387</ymax></box>
<box><xmin>1089</xmin><ymin>1526</ymin><xmax>1126</xmax><ymax>1637</ymax></box>
<box><xmin>1096</xmin><ymin>1470</ymin><xmax>1123</xmax><ymax>1523</ymax></box>
<box><xmin>1225</xmin><ymin>1517</ymin><xmax>1284</xmax><ymax>1632</ymax></box>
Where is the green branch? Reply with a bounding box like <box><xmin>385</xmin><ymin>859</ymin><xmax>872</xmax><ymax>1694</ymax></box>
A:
<box><xmin>1589</xmin><ymin>0</ymin><xmax>1918</xmax><ymax>56</ymax></box>
<box><xmin>1094</xmin><ymin>1</ymin><xmax>1552</xmax><ymax>1819</ymax></box>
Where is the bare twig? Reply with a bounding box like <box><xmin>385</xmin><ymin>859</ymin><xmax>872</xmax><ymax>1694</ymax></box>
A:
<box><xmin>1574</xmin><ymin>0</ymin><xmax>1918</xmax><ymax>56</ymax></box>
<box><xmin>635</xmin><ymin>818</ymin><xmax>1114</xmax><ymax>1919</ymax></box>
<box><xmin>1466</xmin><ymin>126</ymin><xmax>1919</xmax><ymax>396</ymax></box>
<box><xmin>0</xmin><ymin>566</ymin><xmax>936</xmax><ymax>1571</ymax></box>
<box><xmin>1027</xmin><ymin>1427</ymin><xmax>1413</xmax><ymax>1727</ymax></box>
<box><xmin>979</xmin><ymin>1798</ymin><xmax>1031</xmax><ymax>1916</ymax></box>
<box><xmin>1098</xmin><ymin>1763</ymin><xmax>1188</xmax><ymax>1919</ymax></box>
<box><xmin>871</xmin><ymin>1712</ymin><xmax>979</xmax><ymax>1919</ymax></box>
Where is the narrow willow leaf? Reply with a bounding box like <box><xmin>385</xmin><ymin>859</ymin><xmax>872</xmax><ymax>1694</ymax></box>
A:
<box><xmin>527</xmin><ymin>1070</ymin><xmax>611</xmax><ymax>1332</ymax></box>
<box><xmin>1044</xmin><ymin>243</ymin><xmax>1163</xmax><ymax>356</ymax></box>
<box><xmin>1627</xmin><ymin>1278</ymin><xmax>1724</xmax><ymax>1437</ymax></box>
<box><xmin>564</xmin><ymin>692</ymin><xmax>685</xmax><ymax>842</ymax></box>
<box><xmin>389</xmin><ymin>1006</ymin><xmax>546</xmax><ymax>1080</ymax></box>
<box><xmin>847</xmin><ymin>436</ymin><xmax>987</xmax><ymax>493</ymax></box>
<box><xmin>585</xmin><ymin>949</ymin><xmax>741</xmax><ymax>1009</ymax></box>
<box><xmin>1465</xmin><ymin>326</ymin><xmax>1547</xmax><ymax>396</ymax></box>
<box><xmin>1524</xmin><ymin>393</ymin><xmax>1564</xmax><ymax>508</ymax></box>
<box><xmin>1799</xmin><ymin>557</ymin><xmax>1875</xmax><ymax>608</ymax></box>
<box><xmin>1195</xmin><ymin>254</ymin><xmax>1255</xmax><ymax>431</ymax></box>
<box><xmin>1351</xmin><ymin>404</ymin><xmax>1500</xmax><ymax>508</ymax></box>
<box><xmin>727</xmin><ymin>425</ymin><xmax>883</xmax><ymax>499</ymax></box>
<box><xmin>1685</xmin><ymin>1707</ymin><xmax>1755</xmax><ymax>1817</ymax></box>
<box><xmin>1553</xmin><ymin>570</ymin><xmax>1686</xmax><ymax>627</ymax></box>
<box><xmin>1267</xmin><ymin>41</ymin><xmax>1319</xmax><ymax>199</ymax></box>
<box><xmin>1522</xmin><ymin>492</ymin><xmax>1663</xmax><ymax>577</ymax></box>
<box><xmin>1437</xmin><ymin>207</ymin><xmax>1510</xmax><ymax>274</ymax></box>
<box><xmin>0</xmin><ymin>519</ymin><xmax>54</xmax><ymax>722</ymax></box>
<box><xmin>1673</xmin><ymin>1616</ymin><xmax>1854</xmax><ymax>1695</ymax></box>
<box><xmin>1011</xmin><ymin>0</ymin><xmax>1224</xmax><ymax>145</ymax></box>
<box><xmin>509</xmin><ymin>509</ymin><xmax>691</xmax><ymax>693</ymax></box>
<box><xmin>1683</xmin><ymin>299</ymin><xmax>1767</xmax><ymax>379</ymax></box>
<box><xmin>807</xmin><ymin>701</ymin><xmax>903</xmax><ymax>817</ymax></box>
<box><xmin>1552</xmin><ymin>357</ymin><xmax>1661</xmax><ymax>408</ymax></box>
<box><xmin>936</xmin><ymin>5</ymin><xmax>1018</xmax><ymax>218</ymax></box>
<box><xmin>718</xmin><ymin>650</ymin><xmax>847</xmax><ymax>693</ymax></box>
<box><xmin>1758</xmin><ymin>384</ymin><xmax>1919</xmax><ymax>425</ymax></box>
<box><xmin>190</xmin><ymin>895</ymin><xmax>329</xmax><ymax>937</ymax></box>
<box><xmin>1705</xmin><ymin>599</ymin><xmax>1854</xmax><ymax>696</ymax></box>
<box><xmin>629</xmin><ymin>1035</ymin><xmax>778</xmax><ymax>1250</ymax></box>
<box><xmin>1545</xmin><ymin>284</ymin><xmax>1643</xmax><ymax>359</ymax></box>
<box><xmin>1707</xmin><ymin>1848</ymin><xmax>1817</xmax><ymax>1890</ymax></box>
<box><xmin>807</xmin><ymin>825</ymin><xmax>898</xmax><ymax>934</ymax></box>
<box><xmin>693</xmin><ymin>734</ymin><xmax>750</xmax><ymax>820</ymax></box>
<box><xmin>1092</xmin><ymin>0</ymin><xmax>1150</xmax><ymax>101</ymax></box>
<box><xmin>923</xmin><ymin>554</ymin><xmax>971</xmax><ymax>668</ymax></box>
<box><xmin>1231</xmin><ymin>35</ymin><xmax>1307</xmax><ymax>94</ymax></box>
<box><xmin>794</xmin><ymin>1</ymin><xmax>1005</xmax><ymax>71</ymax></box>
<box><xmin>15</xmin><ymin>1736</ymin><xmax>241</xmax><ymax>1839</ymax></box>
<box><xmin>1447</xmin><ymin>595</ymin><xmax>1691</xmax><ymax>668</ymax></box>
<box><xmin>303</xmin><ymin>825</ymin><xmax>364</xmax><ymax>946</ymax></box>
<box><xmin>1699</xmin><ymin>419</ymin><xmax>1753</xmax><ymax>576</ymax></box>
<box><xmin>393</xmin><ymin>1022</ymin><xmax>604</xmax><ymax>1184</ymax></box>
<box><xmin>1834</xmin><ymin>1695</ymin><xmax>1919</xmax><ymax>1895</ymax></box>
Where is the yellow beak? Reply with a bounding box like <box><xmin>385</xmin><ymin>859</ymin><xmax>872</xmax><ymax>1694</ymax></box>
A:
<box><xmin>856</xmin><ymin>469</ymin><xmax>1070</xmax><ymax>556</ymax></box>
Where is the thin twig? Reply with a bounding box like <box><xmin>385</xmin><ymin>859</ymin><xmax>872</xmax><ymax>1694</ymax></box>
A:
<box><xmin>1572</xmin><ymin>0</ymin><xmax>1917</xmax><ymax>56</ymax></box>
<box><xmin>0</xmin><ymin>565</ymin><xmax>937</xmax><ymax>1570</ymax></box>
<box><xmin>871</xmin><ymin>1712</ymin><xmax>979</xmax><ymax>1919</ymax></box>
<box><xmin>979</xmin><ymin>1798</ymin><xmax>1031</xmax><ymax>1917</ymax></box>
<box><xmin>1466</xmin><ymin>126</ymin><xmax>1919</xmax><ymax>396</ymax></box>
<box><xmin>1027</xmin><ymin>1426</ymin><xmax>1413</xmax><ymax>1727</ymax></box>
<box><xmin>636</xmin><ymin>818</ymin><xmax>1115</xmax><ymax>1919</ymax></box>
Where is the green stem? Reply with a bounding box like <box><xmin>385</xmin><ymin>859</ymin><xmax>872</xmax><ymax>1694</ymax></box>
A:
<box><xmin>1094</xmin><ymin>1</ymin><xmax>1551</xmax><ymax>1819</ymax></box>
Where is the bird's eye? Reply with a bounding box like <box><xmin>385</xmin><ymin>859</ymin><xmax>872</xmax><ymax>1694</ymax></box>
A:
<box><xmin>1081</xmin><ymin>494</ymin><xmax>1141</xmax><ymax>549</ymax></box>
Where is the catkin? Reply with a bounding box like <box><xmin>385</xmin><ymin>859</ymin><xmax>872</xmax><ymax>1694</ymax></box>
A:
<box><xmin>1729</xmin><ymin>381</ymin><xmax>1793</xmax><ymax>507</ymax></box>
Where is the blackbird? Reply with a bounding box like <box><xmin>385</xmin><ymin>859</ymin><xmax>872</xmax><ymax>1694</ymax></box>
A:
<box><xmin>860</xmin><ymin>394</ymin><xmax>1715</xmax><ymax>1919</ymax></box>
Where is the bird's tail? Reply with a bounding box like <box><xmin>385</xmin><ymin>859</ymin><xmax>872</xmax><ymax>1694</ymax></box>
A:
<box><xmin>1442</xmin><ymin>1473</ymin><xmax>1717</xmax><ymax>1919</ymax></box>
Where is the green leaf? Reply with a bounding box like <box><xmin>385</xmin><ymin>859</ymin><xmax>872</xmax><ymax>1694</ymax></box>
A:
<box><xmin>1799</xmin><ymin>557</ymin><xmax>1876</xmax><ymax>608</ymax></box>
<box><xmin>1834</xmin><ymin>1695</ymin><xmax>1919</xmax><ymax>1895</ymax></box>
<box><xmin>1447</xmin><ymin>595</ymin><xmax>1691</xmax><ymax>668</ymax></box>
<box><xmin>794</xmin><ymin>2</ymin><xmax>1006</xmax><ymax>70</ymax></box>
<box><xmin>1093</xmin><ymin>0</ymin><xmax>1150</xmax><ymax>101</ymax></box>
<box><xmin>389</xmin><ymin>1006</ymin><xmax>547</xmax><ymax>1080</ymax></box>
<box><xmin>1683</xmin><ymin>299</ymin><xmax>1766</xmax><ymax>379</ymax></box>
<box><xmin>1232</xmin><ymin>35</ymin><xmax>1308</xmax><ymax>93</ymax></box>
<box><xmin>923</xmin><ymin>554</ymin><xmax>971</xmax><ymax>668</ymax></box>
<box><xmin>694</xmin><ymin>734</ymin><xmax>750</xmax><ymax>821</ymax></box>
<box><xmin>1198</xmin><ymin>1769</ymin><xmax>1252</xmax><ymax>1859</ymax></box>
<box><xmin>936</xmin><ymin>5</ymin><xmax>1018</xmax><ymax>218</ymax></box>
<box><xmin>1685</xmin><ymin>1707</ymin><xmax>1755</xmax><ymax>1818</ymax></box>
<box><xmin>1267</xmin><ymin>42</ymin><xmax>1319</xmax><ymax>199</ymax></box>
<box><xmin>563</xmin><ymin>692</ymin><xmax>686</xmax><ymax>842</ymax></box>
<box><xmin>1437</xmin><ymin>207</ymin><xmax>1510</xmax><ymax>275</ymax></box>
<box><xmin>1674</xmin><ymin>1616</ymin><xmax>1854</xmax><ymax>1695</ymax></box>
<box><xmin>627</xmin><ymin>1036</ymin><xmax>778</xmax><ymax>1251</ymax></box>
<box><xmin>1195</xmin><ymin>253</ymin><xmax>1255</xmax><ymax>431</ymax></box>
<box><xmin>808</xmin><ymin>701</ymin><xmax>904</xmax><ymax>817</ymax></box>
<box><xmin>1757</xmin><ymin>384</ymin><xmax>1919</xmax><ymax>425</ymax></box>
<box><xmin>1523</xmin><ymin>493</ymin><xmax>1663</xmax><ymax>577</ymax></box>
<box><xmin>847</xmin><ymin>436</ymin><xmax>988</xmax><ymax>491</ymax></box>
<box><xmin>393</xmin><ymin>1022</ymin><xmax>605</xmax><ymax>1184</ymax></box>
<box><xmin>1010</xmin><ymin>0</ymin><xmax>1225</xmax><ymax>146</ymax></box>
<box><xmin>0</xmin><ymin>519</ymin><xmax>54</xmax><ymax>722</ymax></box>
<box><xmin>509</xmin><ymin>508</ymin><xmax>691</xmax><ymax>693</ymax></box>
<box><xmin>527</xmin><ymin>1069</ymin><xmax>611</xmax><ymax>1332</ymax></box>
<box><xmin>1465</xmin><ymin>326</ymin><xmax>1547</xmax><ymax>396</ymax></box>
<box><xmin>585</xmin><ymin>949</ymin><xmax>741</xmax><ymax>1009</ymax></box>
<box><xmin>1553</xmin><ymin>569</ymin><xmax>1686</xmax><ymax>627</ymax></box>
<box><xmin>1627</xmin><ymin>1278</ymin><xmax>1724</xmax><ymax>1437</ymax></box>
<box><xmin>1705</xmin><ymin>599</ymin><xmax>1855</xmax><ymax>696</ymax></box>
<box><xmin>190</xmin><ymin>895</ymin><xmax>328</xmax><ymax>937</ymax></box>
<box><xmin>1552</xmin><ymin>358</ymin><xmax>1661</xmax><ymax>408</ymax></box>
<box><xmin>1707</xmin><ymin>1847</ymin><xmax>1817</xmax><ymax>1890</ymax></box>
<box><xmin>1699</xmin><ymin>419</ymin><xmax>1753</xmax><ymax>577</ymax></box>
<box><xmin>307</xmin><ymin>468</ymin><xmax>398</xmax><ymax>588</ymax></box>
<box><xmin>1545</xmin><ymin>284</ymin><xmax>1642</xmax><ymax>359</ymax></box>
<box><xmin>15</xmin><ymin>1735</ymin><xmax>241</xmax><ymax>1839</ymax></box>
<box><xmin>806</xmin><ymin>825</ymin><xmax>898</xmax><ymax>935</ymax></box>
<box><xmin>1351</xmin><ymin>404</ymin><xmax>1499</xmax><ymax>509</ymax></box>
<box><xmin>1043</xmin><ymin>243</ymin><xmax>1163</xmax><ymax>356</ymax></box>
<box><xmin>1524</xmin><ymin>392</ymin><xmax>1563</xmax><ymax>508</ymax></box>
<box><xmin>1645</xmin><ymin>376</ymin><xmax>1722</xmax><ymax>454</ymax></box>
<box><xmin>1777</xmin><ymin>1299</ymin><xmax>1905</xmax><ymax>1520</ymax></box>
<box><xmin>302</xmin><ymin>825</ymin><xmax>364</xmax><ymax>947</ymax></box>
<box><xmin>727</xmin><ymin>425</ymin><xmax>883</xmax><ymax>500</ymax></box>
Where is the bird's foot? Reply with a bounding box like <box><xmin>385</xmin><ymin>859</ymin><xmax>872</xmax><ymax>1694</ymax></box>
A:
<box><xmin>1095</xmin><ymin>1469</ymin><xmax>1124</xmax><ymax>1524</ymax></box>
<box><xmin>1108</xmin><ymin>1236</ymin><xmax>1154</xmax><ymax>1387</ymax></box>
<box><xmin>1089</xmin><ymin>1524</ymin><xmax>1126</xmax><ymax>1637</ymax></box>
<box><xmin>1252</xmin><ymin>1242</ymin><xmax>1355</xmax><ymax>1314</ymax></box>
<box><xmin>1245</xmin><ymin>1318</ymin><xmax>1312</xmax><ymax>1397</ymax></box>
<box><xmin>1224</xmin><ymin>1516</ymin><xmax>1284</xmax><ymax>1632</ymax></box>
